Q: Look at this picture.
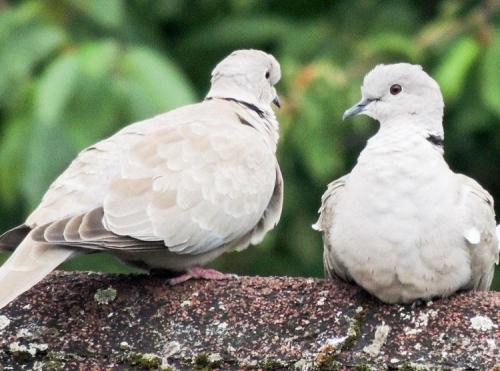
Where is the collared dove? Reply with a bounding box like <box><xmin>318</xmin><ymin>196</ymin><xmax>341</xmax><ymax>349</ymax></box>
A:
<box><xmin>314</xmin><ymin>63</ymin><xmax>499</xmax><ymax>304</ymax></box>
<box><xmin>0</xmin><ymin>49</ymin><xmax>283</xmax><ymax>309</ymax></box>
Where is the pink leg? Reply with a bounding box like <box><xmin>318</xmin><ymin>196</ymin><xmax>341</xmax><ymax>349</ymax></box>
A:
<box><xmin>167</xmin><ymin>273</ymin><xmax>195</xmax><ymax>286</ymax></box>
<box><xmin>168</xmin><ymin>266</ymin><xmax>233</xmax><ymax>285</ymax></box>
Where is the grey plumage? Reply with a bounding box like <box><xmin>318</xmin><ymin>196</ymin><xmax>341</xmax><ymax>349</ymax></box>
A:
<box><xmin>314</xmin><ymin>63</ymin><xmax>499</xmax><ymax>304</ymax></box>
<box><xmin>0</xmin><ymin>49</ymin><xmax>283</xmax><ymax>309</ymax></box>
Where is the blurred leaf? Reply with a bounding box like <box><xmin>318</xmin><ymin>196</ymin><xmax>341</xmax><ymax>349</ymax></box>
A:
<box><xmin>362</xmin><ymin>33</ymin><xmax>422</xmax><ymax>61</ymax></box>
<box><xmin>482</xmin><ymin>31</ymin><xmax>500</xmax><ymax>117</ymax></box>
<box><xmin>435</xmin><ymin>36</ymin><xmax>480</xmax><ymax>101</ymax></box>
<box><xmin>0</xmin><ymin>1</ymin><xmax>43</xmax><ymax>40</ymax></box>
<box><xmin>34</xmin><ymin>52</ymin><xmax>79</xmax><ymax>126</ymax></box>
<box><xmin>77</xmin><ymin>39</ymin><xmax>120</xmax><ymax>78</ymax></box>
<box><xmin>0</xmin><ymin>116</ymin><xmax>32</xmax><ymax>204</ymax></box>
<box><xmin>119</xmin><ymin>46</ymin><xmax>196</xmax><ymax>119</ymax></box>
<box><xmin>416</xmin><ymin>18</ymin><xmax>462</xmax><ymax>49</ymax></box>
<box><xmin>22</xmin><ymin>124</ymin><xmax>75</xmax><ymax>209</ymax></box>
<box><xmin>182</xmin><ymin>16</ymin><xmax>293</xmax><ymax>50</ymax></box>
<box><xmin>68</xmin><ymin>78</ymin><xmax>122</xmax><ymax>148</ymax></box>
<box><xmin>291</xmin><ymin>98</ymin><xmax>339</xmax><ymax>180</ymax></box>
<box><xmin>65</xmin><ymin>40</ymin><xmax>123</xmax><ymax>147</ymax></box>
<box><xmin>0</xmin><ymin>22</ymin><xmax>66</xmax><ymax>104</ymax></box>
<box><xmin>68</xmin><ymin>0</ymin><xmax>125</xmax><ymax>29</ymax></box>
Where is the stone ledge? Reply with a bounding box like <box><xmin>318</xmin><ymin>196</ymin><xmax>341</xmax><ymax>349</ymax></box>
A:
<box><xmin>0</xmin><ymin>272</ymin><xmax>498</xmax><ymax>370</ymax></box>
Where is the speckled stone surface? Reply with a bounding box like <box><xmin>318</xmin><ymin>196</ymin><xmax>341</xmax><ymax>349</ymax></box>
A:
<box><xmin>0</xmin><ymin>272</ymin><xmax>498</xmax><ymax>370</ymax></box>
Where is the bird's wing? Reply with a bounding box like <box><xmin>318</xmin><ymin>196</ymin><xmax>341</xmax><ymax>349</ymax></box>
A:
<box><xmin>313</xmin><ymin>175</ymin><xmax>351</xmax><ymax>280</ymax></box>
<box><xmin>456</xmin><ymin>174</ymin><xmax>499</xmax><ymax>290</ymax></box>
<box><xmin>0</xmin><ymin>225</ymin><xmax>30</xmax><ymax>251</ymax></box>
<box><xmin>26</xmin><ymin>101</ymin><xmax>277</xmax><ymax>256</ymax></box>
<box><xmin>31</xmin><ymin>163</ymin><xmax>282</xmax><ymax>254</ymax></box>
<box><xmin>247</xmin><ymin>163</ymin><xmax>283</xmax><ymax>247</ymax></box>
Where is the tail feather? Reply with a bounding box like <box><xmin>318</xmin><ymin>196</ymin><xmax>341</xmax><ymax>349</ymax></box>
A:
<box><xmin>0</xmin><ymin>236</ymin><xmax>74</xmax><ymax>309</ymax></box>
<box><xmin>0</xmin><ymin>224</ymin><xmax>31</xmax><ymax>251</ymax></box>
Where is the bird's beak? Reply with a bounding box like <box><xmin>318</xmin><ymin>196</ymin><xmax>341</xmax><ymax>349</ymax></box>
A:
<box><xmin>272</xmin><ymin>95</ymin><xmax>281</xmax><ymax>108</ymax></box>
<box><xmin>342</xmin><ymin>98</ymin><xmax>372</xmax><ymax>120</ymax></box>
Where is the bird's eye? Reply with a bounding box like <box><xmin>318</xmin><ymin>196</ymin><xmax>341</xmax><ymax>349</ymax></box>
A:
<box><xmin>390</xmin><ymin>84</ymin><xmax>402</xmax><ymax>95</ymax></box>
<box><xmin>265</xmin><ymin>71</ymin><xmax>270</xmax><ymax>79</ymax></box>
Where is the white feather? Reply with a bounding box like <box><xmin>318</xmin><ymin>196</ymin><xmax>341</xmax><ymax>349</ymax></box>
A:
<box><xmin>464</xmin><ymin>227</ymin><xmax>481</xmax><ymax>245</ymax></box>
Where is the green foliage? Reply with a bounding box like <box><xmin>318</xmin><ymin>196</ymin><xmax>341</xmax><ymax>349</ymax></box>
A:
<box><xmin>435</xmin><ymin>36</ymin><xmax>480</xmax><ymax>101</ymax></box>
<box><xmin>482</xmin><ymin>31</ymin><xmax>500</xmax><ymax>117</ymax></box>
<box><xmin>0</xmin><ymin>0</ymin><xmax>499</xmax><ymax>290</ymax></box>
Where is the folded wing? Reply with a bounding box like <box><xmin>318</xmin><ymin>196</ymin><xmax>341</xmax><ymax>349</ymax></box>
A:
<box><xmin>313</xmin><ymin>175</ymin><xmax>351</xmax><ymax>280</ymax></box>
<box><xmin>22</xmin><ymin>102</ymin><xmax>278</xmax><ymax>257</ymax></box>
<box><xmin>457</xmin><ymin>174</ymin><xmax>499</xmax><ymax>290</ymax></box>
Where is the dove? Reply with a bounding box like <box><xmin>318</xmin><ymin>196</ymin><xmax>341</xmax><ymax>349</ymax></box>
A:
<box><xmin>313</xmin><ymin>63</ymin><xmax>499</xmax><ymax>304</ymax></box>
<box><xmin>0</xmin><ymin>49</ymin><xmax>283</xmax><ymax>309</ymax></box>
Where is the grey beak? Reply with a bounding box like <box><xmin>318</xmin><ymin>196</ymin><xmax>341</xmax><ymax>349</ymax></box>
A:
<box><xmin>342</xmin><ymin>98</ymin><xmax>372</xmax><ymax>120</ymax></box>
<box><xmin>272</xmin><ymin>95</ymin><xmax>281</xmax><ymax>108</ymax></box>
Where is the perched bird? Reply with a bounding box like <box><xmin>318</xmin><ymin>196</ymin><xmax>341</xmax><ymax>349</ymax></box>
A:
<box><xmin>314</xmin><ymin>63</ymin><xmax>499</xmax><ymax>304</ymax></box>
<box><xmin>0</xmin><ymin>49</ymin><xmax>283</xmax><ymax>309</ymax></box>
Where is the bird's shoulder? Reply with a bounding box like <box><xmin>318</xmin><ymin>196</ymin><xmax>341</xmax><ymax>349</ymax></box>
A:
<box><xmin>454</xmin><ymin>173</ymin><xmax>499</xmax><ymax>289</ymax></box>
<box><xmin>455</xmin><ymin>173</ymin><xmax>494</xmax><ymax>211</ymax></box>
<box><xmin>313</xmin><ymin>175</ymin><xmax>348</xmax><ymax>232</ymax></box>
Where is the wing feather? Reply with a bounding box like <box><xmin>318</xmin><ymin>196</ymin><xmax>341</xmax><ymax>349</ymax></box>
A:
<box><xmin>249</xmin><ymin>164</ymin><xmax>283</xmax><ymax>245</ymax></box>
<box><xmin>22</xmin><ymin>101</ymin><xmax>278</xmax><ymax>258</ymax></box>
<box><xmin>0</xmin><ymin>225</ymin><xmax>31</xmax><ymax>251</ymax></box>
<box><xmin>456</xmin><ymin>174</ymin><xmax>499</xmax><ymax>290</ymax></box>
<box><xmin>313</xmin><ymin>175</ymin><xmax>352</xmax><ymax>281</ymax></box>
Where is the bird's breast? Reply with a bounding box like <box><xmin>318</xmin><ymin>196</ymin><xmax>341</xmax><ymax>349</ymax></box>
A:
<box><xmin>329</xmin><ymin>140</ymin><xmax>470</xmax><ymax>302</ymax></box>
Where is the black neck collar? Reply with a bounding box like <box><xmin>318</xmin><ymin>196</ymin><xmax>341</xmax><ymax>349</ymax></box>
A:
<box><xmin>426</xmin><ymin>133</ymin><xmax>444</xmax><ymax>148</ymax></box>
<box><xmin>206</xmin><ymin>97</ymin><xmax>265</xmax><ymax>118</ymax></box>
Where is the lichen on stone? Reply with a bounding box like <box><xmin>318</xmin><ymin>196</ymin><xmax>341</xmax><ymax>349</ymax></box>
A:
<box><xmin>0</xmin><ymin>315</ymin><xmax>10</xmax><ymax>331</ymax></box>
<box><xmin>207</xmin><ymin>353</ymin><xmax>223</xmax><ymax>365</ymax></box>
<box><xmin>7</xmin><ymin>341</ymin><xmax>48</xmax><ymax>361</ymax></box>
<box><xmin>324</xmin><ymin>337</ymin><xmax>348</xmax><ymax>348</ymax></box>
<box><xmin>470</xmin><ymin>315</ymin><xmax>496</xmax><ymax>331</ymax></box>
<box><xmin>162</xmin><ymin>341</ymin><xmax>181</xmax><ymax>360</ymax></box>
<box><xmin>94</xmin><ymin>286</ymin><xmax>117</xmax><ymax>304</ymax></box>
<box><xmin>192</xmin><ymin>352</ymin><xmax>225</xmax><ymax>370</ymax></box>
<box><xmin>0</xmin><ymin>314</ymin><xmax>10</xmax><ymax>331</ymax></box>
<box><xmin>120</xmin><ymin>341</ymin><xmax>131</xmax><ymax>350</ymax></box>
<box><xmin>398</xmin><ymin>362</ymin><xmax>431</xmax><ymax>370</ymax></box>
<box><xmin>16</xmin><ymin>327</ymin><xmax>34</xmax><ymax>338</ymax></box>
<box><xmin>363</xmin><ymin>323</ymin><xmax>390</xmax><ymax>357</ymax></box>
<box><xmin>313</xmin><ymin>343</ymin><xmax>341</xmax><ymax>370</ymax></box>
<box><xmin>293</xmin><ymin>358</ymin><xmax>310</xmax><ymax>370</ymax></box>
<box><xmin>353</xmin><ymin>364</ymin><xmax>372</xmax><ymax>371</ymax></box>
<box><xmin>39</xmin><ymin>359</ymin><xmax>66</xmax><ymax>371</ymax></box>
<box><xmin>341</xmin><ymin>309</ymin><xmax>365</xmax><ymax>351</ymax></box>
<box><xmin>258</xmin><ymin>357</ymin><xmax>288</xmax><ymax>370</ymax></box>
<box><xmin>8</xmin><ymin>341</ymin><xmax>32</xmax><ymax>362</ymax></box>
<box><xmin>124</xmin><ymin>351</ymin><xmax>162</xmax><ymax>369</ymax></box>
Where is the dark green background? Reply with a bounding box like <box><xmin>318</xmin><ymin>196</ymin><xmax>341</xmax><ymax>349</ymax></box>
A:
<box><xmin>0</xmin><ymin>0</ymin><xmax>499</xmax><ymax>290</ymax></box>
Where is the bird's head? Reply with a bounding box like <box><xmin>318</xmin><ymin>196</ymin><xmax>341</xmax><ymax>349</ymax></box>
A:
<box><xmin>206</xmin><ymin>49</ymin><xmax>281</xmax><ymax>113</ymax></box>
<box><xmin>343</xmin><ymin>63</ymin><xmax>444</xmax><ymax>125</ymax></box>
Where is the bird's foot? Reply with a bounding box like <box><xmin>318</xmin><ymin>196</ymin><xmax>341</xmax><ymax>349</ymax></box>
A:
<box><xmin>168</xmin><ymin>266</ymin><xmax>233</xmax><ymax>285</ymax></box>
